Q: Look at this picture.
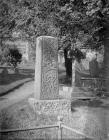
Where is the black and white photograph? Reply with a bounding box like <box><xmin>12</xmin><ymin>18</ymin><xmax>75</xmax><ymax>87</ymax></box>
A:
<box><xmin>0</xmin><ymin>0</ymin><xmax>109</xmax><ymax>139</ymax></box>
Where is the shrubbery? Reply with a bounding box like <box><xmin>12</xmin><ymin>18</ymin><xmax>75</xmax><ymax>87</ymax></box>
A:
<box><xmin>7</xmin><ymin>48</ymin><xmax>22</xmax><ymax>69</ymax></box>
<box><xmin>0</xmin><ymin>45</ymin><xmax>22</xmax><ymax>71</ymax></box>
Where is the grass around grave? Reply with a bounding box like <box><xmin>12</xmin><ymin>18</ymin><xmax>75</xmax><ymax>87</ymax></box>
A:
<box><xmin>0</xmin><ymin>68</ymin><xmax>34</xmax><ymax>85</ymax></box>
<box><xmin>0</xmin><ymin>99</ymin><xmax>58</xmax><ymax>140</ymax></box>
<box><xmin>1</xmin><ymin>63</ymin><xmax>107</xmax><ymax>139</ymax></box>
<box><xmin>0</xmin><ymin>99</ymin><xmax>87</xmax><ymax>140</ymax></box>
<box><xmin>0</xmin><ymin>97</ymin><xmax>107</xmax><ymax>140</ymax></box>
<box><xmin>0</xmin><ymin>65</ymin><xmax>35</xmax><ymax>96</ymax></box>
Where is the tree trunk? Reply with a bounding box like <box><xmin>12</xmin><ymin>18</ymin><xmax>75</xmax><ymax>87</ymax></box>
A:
<box><xmin>64</xmin><ymin>48</ymin><xmax>72</xmax><ymax>78</ymax></box>
<box><xmin>103</xmin><ymin>27</ymin><xmax>109</xmax><ymax>95</ymax></box>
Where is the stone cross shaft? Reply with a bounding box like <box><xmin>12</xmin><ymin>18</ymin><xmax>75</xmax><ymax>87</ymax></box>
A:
<box><xmin>35</xmin><ymin>36</ymin><xmax>59</xmax><ymax>100</ymax></box>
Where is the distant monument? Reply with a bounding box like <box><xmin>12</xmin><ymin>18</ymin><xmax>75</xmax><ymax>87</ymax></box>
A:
<box><xmin>34</xmin><ymin>36</ymin><xmax>59</xmax><ymax>100</ymax></box>
<box><xmin>72</xmin><ymin>59</ymin><xmax>82</xmax><ymax>87</ymax></box>
<box><xmin>89</xmin><ymin>58</ymin><xmax>99</xmax><ymax>77</ymax></box>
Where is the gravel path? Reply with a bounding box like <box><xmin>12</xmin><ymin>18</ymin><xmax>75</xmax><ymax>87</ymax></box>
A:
<box><xmin>0</xmin><ymin>81</ymin><xmax>34</xmax><ymax>110</ymax></box>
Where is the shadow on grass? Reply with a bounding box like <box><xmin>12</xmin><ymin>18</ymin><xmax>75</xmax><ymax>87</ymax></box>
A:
<box><xmin>71</xmin><ymin>99</ymin><xmax>103</xmax><ymax>109</ymax></box>
<box><xmin>0</xmin><ymin>68</ymin><xmax>35</xmax><ymax>85</ymax></box>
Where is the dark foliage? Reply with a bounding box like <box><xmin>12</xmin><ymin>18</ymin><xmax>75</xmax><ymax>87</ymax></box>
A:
<box><xmin>7</xmin><ymin>48</ymin><xmax>22</xmax><ymax>68</ymax></box>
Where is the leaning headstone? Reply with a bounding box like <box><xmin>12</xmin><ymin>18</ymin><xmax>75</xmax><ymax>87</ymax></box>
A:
<box><xmin>34</xmin><ymin>36</ymin><xmax>59</xmax><ymax>100</ymax></box>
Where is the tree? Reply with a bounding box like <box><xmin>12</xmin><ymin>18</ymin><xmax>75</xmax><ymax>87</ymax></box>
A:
<box><xmin>0</xmin><ymin>0</ymin><xmax>60</xmax><ymax>63</ymax></box>
<box><xmin>35</xmin><ymin>0</ymin><xmax>109</xmax><ymax>94</ymax></box>
<box><xmin>1</xmin><ymin>0</ymin><xmax>109</xmax><ymax>78</ymax></box>
<box><xmin>34</xmin><ymin>0</ymin><xmax>88</xmax><ymax>76</ymax></box>
<box><xmin>81</xmin><ymin>0</ymin><xmax>109</xmax><ymax>92</ymax></box>
<box><xmin>0</xmin><ymin>0</ymin><xmax>16</xmax><ymax>47</ymax></box>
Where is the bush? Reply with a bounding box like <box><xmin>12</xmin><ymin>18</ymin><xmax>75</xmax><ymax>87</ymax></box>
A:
<box><xmin>7</xmin><ymin>48</ymin><xmax>22</xmax><ymax>69</ymax></box>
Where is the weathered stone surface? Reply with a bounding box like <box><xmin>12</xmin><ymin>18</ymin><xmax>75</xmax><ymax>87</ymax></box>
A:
<box><xmin>28</xmin><ymin>98</ymin><xmax>71</xmax><ymax>115</ymax></box>
<box><xmin>71</xmin><ymin>60</ymin><xmax>84</xmax><ymax>98</ymax></box>
<box><xmin>89</xmin><ymin>59</ymin><xmax>99</xmax><ymax>77</ymax></box>
<box><xmin>35</xmin><ymin>36</ymin><xmax>59</xmax><ymax>100</ymax></box>
<box><xmin>72</xmin><ymin>60</ymin><xmax>82</xmax><ymax>87</ymax></box>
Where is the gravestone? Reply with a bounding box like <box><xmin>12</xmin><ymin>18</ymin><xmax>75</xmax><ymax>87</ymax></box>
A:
<box><xmin>72</xmin><ymin>60</ymin><xmax>90</xmax><ymax>98</ymax></box>
<box><xmin>72</xmin><ymin>60</ymin><xmax>76</xmax><ymax>87</ymax></box>
<box><xmin>72</xmin><ymin>60</ymin><xmax>81</xmax><ymax>87</ymax></box>
<box><xmin>89</xmin><ymin>58</ymin><xmax>99</xmax><ymax>77</ymax></box>
<box><xmin>35</xmin><ymin>36</ymin><xmax>59</xmax><ymax>100</ymax></box>
<box><xmin>29</xmin><ymin>36</ymin><xmax>71</xmax><ymax>133</ymax></box>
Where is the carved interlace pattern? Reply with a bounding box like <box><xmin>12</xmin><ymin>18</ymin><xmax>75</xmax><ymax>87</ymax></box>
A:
<box><xmin>41</xmin><ymin>37</ymin><xmax>58</xmax><ymax>99</ymax></box>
